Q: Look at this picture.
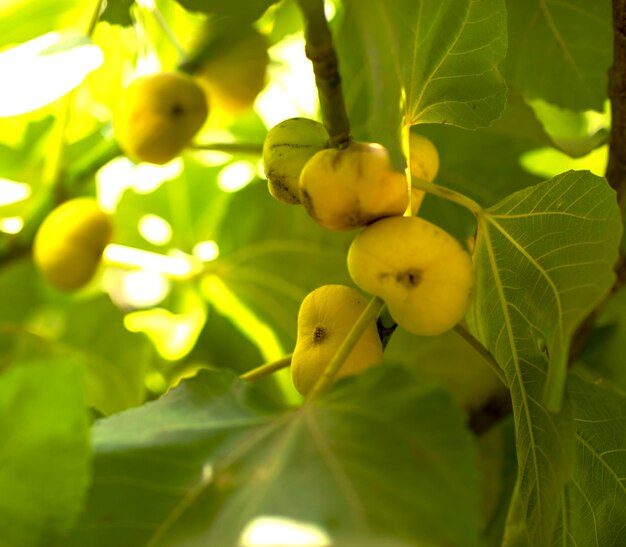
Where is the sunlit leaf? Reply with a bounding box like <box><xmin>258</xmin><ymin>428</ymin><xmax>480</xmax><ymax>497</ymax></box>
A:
<box><xmin>468</xmin><ymin>170</ymin><xmax>622</xmax><ymax>544</ymax></box>
<box><xmin>552</xmin><ymin>374</ymin><xmax>626</xmax><ymax>546</ymax></box>
<box><xmin>64</xmin><ymin>367</ymin><xmax>481</xmax><ymax>547</ymax></box>
<box><xmin>0</xmin><ymin>359</ymin><xmax>90</xmax><ymax>547</ymax></box>
<box><xmin>337</xmin><ymin>0</ymin><xmax>507</xmax><ymax>166</ymax></box>
<box><xmin>505</xmin><ymin>0</ymin><xmax>612</xmax><ymax>111</ymax></box>
<box><xmin>0</xmin><ymin>32</ymin><xmax>103</xmax><ymax>117</ymax></box>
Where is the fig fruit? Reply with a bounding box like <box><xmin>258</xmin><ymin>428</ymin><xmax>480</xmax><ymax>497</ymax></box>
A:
<box><xmin>33</xmin><ymin>197</ymin><xmax>113</xmax><ymax>291</ymax></box>
<box><xmin>114</xmin><ymin>71</ymin><xmax>208</xmax><ymax>165</ymax></box>
<box><xmin>408</xmin><ymin>133</ymin><xmax>439</xmax><ymax>214</ymax></box>
<box><xmin>195</xmin><ymin>27</ymin><xmax>269</xmax><ymax>114</ymax></box>
<box><xmin>299</xmin><ymin>142</ymin><xmax>408</xmax><ymax>231</ymax></box>
<box><xmin>347</xmin><ymin>216</ymin><xmax>474</xmax><ymax>336</ymax></box>
<box><xmin>291</xmin><ymin>284</ymin><xmax>383</xmax><ymax>395</ymax></box>
<box><xmin>263</xmin><ymin>117</ymin><xmax>329</xmax><ymax>204</ymax></box>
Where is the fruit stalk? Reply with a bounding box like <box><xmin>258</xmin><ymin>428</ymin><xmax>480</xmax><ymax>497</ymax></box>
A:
<box><xmin>410</xmin><ymin>178</ymin><xmax>483</xmax><ymax>217</ymax></box>
<box><xmin>296</xmin><ymin>0</ymin><xmax>352</xmax><ymax>148</ymax></box>
<box><xmin>240</xmin><ymin>354</ymin><xmax>293</xmax><ymax>381</ymax></box>
<box><xmin>307</xmin><ymin>296</ymin><xmax>385</xmax><ymax>400</ymax></box>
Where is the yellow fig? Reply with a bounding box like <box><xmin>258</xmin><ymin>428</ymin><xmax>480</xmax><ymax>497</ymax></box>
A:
<box><xmin>299</xmin><ymin>142</ymin><xmax>408</xmax><ymax>231</ymax></box>
<box><xmin>263</xmin><ymin>117</ymin><xmax>329</xmax><ymax>204</ymax></box>
<box><xmin>291</xmin><ymin>284</ymin><xmax>383</xmax><ymax>395</ymax></box>
<box><xmin>347</xmin><ymin>216</ymin><xmax>474</xmax><ymax>336</ymax></box>
<box><xmin>114</xmin><ymin>71</ymin><xmax>208</xmax><ymax>165</ymax></box>
<box><xmin>195</xmin><ymin>27</ymin><xmax>269</xmax><ymax>114</ymax></box>
<box><xmin>33</xmin><ymin>198</ymin><xmax>113</xmax><ymax>291</ymax></box>
<box><xmin>408</xmin><ymin>132</ymin><xmax>439</xmax><ymax>183</ymax></box>
<box><xmin>408</xmin><ymin>133</ymin><xmax>439</xmax><ymax>215</ymax></box>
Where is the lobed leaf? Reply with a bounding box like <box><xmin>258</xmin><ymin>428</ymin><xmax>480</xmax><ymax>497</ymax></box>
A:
<box><xmin>552</xmin><ymin>374</ymin><xmax>626</xmax><ymax>546</ymax></box>
<box><xmin>337</xmin><ymin>0</ymin><xmax>507</xmax><ymax>167</ymax></box>
<box><xmin>63</xmin><ymin>367</ymin><xmax>481</xmax><ymax>547</ymax></box>
<box><xmin>505</xmin><ymin>0</ymin><xmax>612</xmax><ymax>111</ymax></box>
<box><xmin>468</xmin><ymin>170</ymin><xmax>623</xmax><ymax>545</ymax></box>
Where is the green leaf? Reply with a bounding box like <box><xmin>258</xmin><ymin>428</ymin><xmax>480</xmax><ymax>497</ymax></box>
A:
<box><xmin>100</xmin><ymin>0</ymin><xmax>135</xmax><ymax>26</ymax></box>
<box><xmin>60</xmin><ymin>294</ymin><xmax>153</xmax><ymax>415</ymax></box>
<box><xmin>337</xmin><ymin>0</ymin><xmax>507</xmax><ymax>166</ymax></box>
<box><xmin>505</xmin><ymin>0</ymin><xmax>612</xmax><ymax>111</ymax></box>
<box><xmin>553</xmin><ymin>374</ymin><xmax>626</xmax><ymax>546</ymax></box>
<box><xmin>0</xmin><ymin>359</ymin><xmax>90</xmax><ymax>547</ymax></box>
<box><xmin>65</xmin><ymin>367</ymin><xmax>481</xmax><ymax>547</ymax></box>
<box><xmin>468</xmin><ymin>170</ymin><xmax>623</xmax><ymax>545</ymax></box>
<box><xmin>578</xmin><ymin>286</ymin><xmax>626</xmax><ymax>393</ymax></box>
<box><xmin>0</xmin><ymin>0</ymin><xmax>84</xmax><ymax>49</ymax></box>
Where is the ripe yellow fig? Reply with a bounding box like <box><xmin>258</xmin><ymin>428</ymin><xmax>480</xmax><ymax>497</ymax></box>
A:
<box><xmin>408</xmin><ymin>133</ymin><xmax>439</xmax><ymax>215</ymax></box>
<box><xmin>347</xmin><ymin>216</ymin><xmax>474</xmax><ymax>336</ymax></box>
<box><xmin>291</xmin><ymin>284</ymin><xmax>383</xmax><ymax>395</ymax></box>
<box><xmin>114</xmin><ymin>71</ymin><xmax>208</xmax><ymax>165</ymax></box>
<box><xmin>408</xmin><ymin>132</ymin><xmax>439</xmax><ymax>182</ymax></box>
<box><xmin>263</xmin><ymin>117</ymin><xmax>329</xmax><ymax>204</ymax></box>
<box><xmin>33</xmin><ymin>198</ymin><xmax>113</xmax><ymax>291</ymax></box>
<box><xmin>299</xmin><ymin>142</ymin><xmax>409</xmax><ymax>231</ymax></box>
<box><xmin>195</xmin><ymin>27</ymin><xmax>269</xmax><ymax>114</ymax></box>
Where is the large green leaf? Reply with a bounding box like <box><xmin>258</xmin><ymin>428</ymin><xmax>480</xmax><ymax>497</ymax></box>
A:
<box><xmin>0</xmin><ymin>359</ymin><xmax>90</xmax><ymax>547</ymax></box>
<box><xmin>505</xmin><ymin>0</ymin><xmax>612</xmax><ymax>111</ymax></box>
<box><xmin>337</xmin><ymin>0</ymin><xmax>507</xmax><ymax>166</ymax></box>
<box><xmin>468</xmin><ymin>170</ymin><xmax>623</xmax><ymax>545</ymax></box>
<box><xmin>64</xmin><ymin>367</ymin><xmax>481</xmax><ymax>546</ymax></box>
<box><xmin>552</xmin><ymin>374</ymin><xmax>626</xmax><ymax>546</ymax></box>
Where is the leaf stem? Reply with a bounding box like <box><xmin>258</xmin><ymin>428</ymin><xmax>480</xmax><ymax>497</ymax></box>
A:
<box><xmin>307</xmin><ymin>296</ymin><xmax>385</xmax><ymax>400</ymax></box>
<box><xmin>542</xmin><ymin>354</ymin><xmax>566</xmax><ymax>413</ymax></box>
<box><xmin>410</xmin><ymin>178</ymin><xmax>484</xmax><ymax>217</ymax></box>
<box><xmin>240</xmin><ymin>354</ymin><xmax>293</xmax><ymax>381</ymax></box>
<box><xmin>296</xmin><ymin>0</ymin><xmax>351</xmax><ymax>148</ymax></box>
<box><xmin>453</xmin><ymin>324</ymin><xmax>507</xmax><ymax>387</ymax></box>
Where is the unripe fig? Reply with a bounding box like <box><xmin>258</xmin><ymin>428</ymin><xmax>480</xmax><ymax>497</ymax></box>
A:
<box><xmin>33</xmin><ymin>198</ymin><xmax>113</xmax><ymax>291</ymax></box>
<box><xmin>347</xmin><ymin>216</ymin><xmax>474</xmax><ymax>336</ymax></box>
<box><xmin>299</xmin><ymin>142</ymin><xmax>408</xmax><ymax>231</ymax></box>
<box><xmin>291</xmin><ymin>284</ymin><xmax>383</xmax><ymax>395</ymax></box>
<box><xmin>263</xmin><ymin>117</ymin><xmax>329</xmax><ymax>204</ymax></box>
<box><xmin>114</xmin><ymin>71</ymin><xmax>208</xmax><ymax>165</ymax></box>
<box><xmin>195</xmin><ymin>27</ymin><xmax>269</xmax><ymax>114</ymax></box>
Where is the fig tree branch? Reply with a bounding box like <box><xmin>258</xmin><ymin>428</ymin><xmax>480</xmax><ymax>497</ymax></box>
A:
<box><xmin>570</xmin><ymin>1</ymin><xmax>626</xmax><ymax>360</ymax></box>
<box><xmin>296</xmin><ymin>0</ymin><xmax>352</xmax><ymax>148</ymax></box>
<box><xmin>607</xmin><ymin>0</ymin><xmax>626</xmax><ymax>210</ymax></box>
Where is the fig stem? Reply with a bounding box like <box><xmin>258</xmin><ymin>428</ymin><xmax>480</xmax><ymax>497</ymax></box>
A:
<box><xmin>453</xmin><ymin>324</ymin><xmax>507</xmax><ymax>387</ymax></box>
<box><xmin>410</xmin><ymin>178</ymin><xmax>483</xmax><ymax>217</ymax></box>
<box><xmin>307</xmin><ymin>296</ymin><xmax>385</xmax><ymax>400</ymax></box>
<box><xmin>376</xmin><ymin>306</ymin><xmax>397</xmax><ymax>349</ymax></box>
<box><xmin>191</xmin><ymin>142</ymin><xmax>264</xmax><ymax>155</ymax></box>
<box><xmin>296</xmin><ymin>0</ymin><xmax>352</xmax><ymax>149</ymax></box>
<box><xmin>86</xmin><ymin>0</ymin><xmax>106</xmax><ymax>37</ymax></box>
<box><xmin>137</xmin><ymin>0</ymin><xmax>186</xmax><ymax>60</ymax></box>
<box><xmin>240</xmin><ymin>354</ymin><xmax>293</xmax><ymax>381</ymax></box>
